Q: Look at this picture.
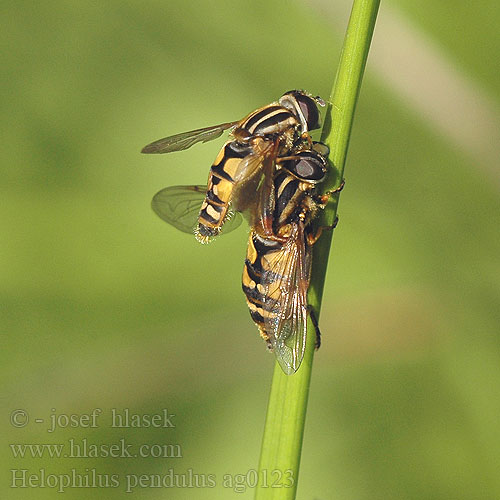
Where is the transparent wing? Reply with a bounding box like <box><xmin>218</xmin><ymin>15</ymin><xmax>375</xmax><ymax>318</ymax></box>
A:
<box><xmin>141</xmin><ymin>122</ymin><xmax>238</xmax><ymax>154</ymax></box>
<box><xmin>252</xmin><ymin>142</ymin><xmax>279</xmax><ymax>236</ymax></box>
<box><xmin>151</xmin><ymin>185</ymin><xmax>206</xmax><ymax>233</ymax></box>
<box><xmin>230</xmin><ymin>154</ymin><xmax>266</xmax><ymax>214</ymax></box>
<box><xmin>261</xmin><ymin>224</ymin><xmax>311</xmax><ymax>374</ymax></box>
<box><xmin>151</xmin><ymin>185</ymin><xmax>242</xmax><ymax>235</ymax></box>
<box><xmin>231</xmin><ymin>141</ymin><xmax>278</xmax><ymax>233</ymax></box>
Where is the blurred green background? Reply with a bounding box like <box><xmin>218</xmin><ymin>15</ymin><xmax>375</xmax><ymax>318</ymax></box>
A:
<box><xmin>2</xmin><ymin>0</ymin><xmax>500</xmax><ymax>498</ymax></box>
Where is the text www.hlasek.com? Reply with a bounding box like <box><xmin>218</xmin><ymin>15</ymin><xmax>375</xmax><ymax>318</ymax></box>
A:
<box><xmin>10</xmin><ymin>438</ymin><xmax>181</xmax><ymax>459</ymax></box>
<box><xmin>11</xmin><ymin>468</ymin><xmax>294</xmax><ymax>493</ymax></box>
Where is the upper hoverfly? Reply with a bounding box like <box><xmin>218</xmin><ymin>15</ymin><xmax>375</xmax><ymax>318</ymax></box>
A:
<box><xmin>142</xmin><ymin>90</ymin><xmax>325</xmax><ymax>242</ymax></box>
<box><xmin>242</xmin><ymin>142</ymin><xmax>344</xmax><ymax>374</ymax></box>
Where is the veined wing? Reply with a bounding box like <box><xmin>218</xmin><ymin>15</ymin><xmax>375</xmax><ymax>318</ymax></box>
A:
<box><xmin>141</xmin><ymin>122</ymin><xmax>238</xmax><ymax>154</ymax></box>
<box><xmin>231</xmin><ymin>140</ymin><xmax>278</xmax><ymax>234</ymax></box>
<box><xmin>151</xmin><ymin>185</ymin><xmax>242</xmax><ymax>235</ymax></box>
<box><xmin>261</xmin><ymin>224</ymin><xmax>311</xmax><ymax>374</ymax></box>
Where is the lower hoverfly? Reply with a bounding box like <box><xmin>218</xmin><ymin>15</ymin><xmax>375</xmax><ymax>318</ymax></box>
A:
<box><xmin>142</xmin><ymin>90</ymin><xmax>325</xmax><ymax>242</ymax></box>
<box><xmin>242</xmin><ymin>142</ymin><xmax>344</xmax><ymax>374</ymax></box>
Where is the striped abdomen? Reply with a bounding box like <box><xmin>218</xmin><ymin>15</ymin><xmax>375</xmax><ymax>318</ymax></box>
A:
<box><xmin>196</xmin><ymin>140</ymin><xmax>253</xmax><ymax>243</ymax></box>
<box><xmin>242</xmin><ymin>232</ymin><xmax>283</xmax><ymax>343</ymax></box>
<box><xmin>242</xmin><ymin>171</ymin><xmax>306</xmax><ymax>341</ymax></box>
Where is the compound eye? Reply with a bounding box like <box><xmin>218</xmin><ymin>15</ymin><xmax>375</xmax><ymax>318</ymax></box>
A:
<box><xmin>284</xmin><ymin>153</ymin><xmax>326</xmax><ymax>182</ymax></box>
<box><xmin>296</xmin><ymin>95</ymin><xmax>321</xmax><ymax>131</ymax></box>
<box><xmin>296</xmin><ymin>158</ymin><xmax>317</xmax><ymax>178</ymax></box>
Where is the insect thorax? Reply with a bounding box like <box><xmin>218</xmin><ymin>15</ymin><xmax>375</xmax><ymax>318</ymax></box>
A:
<box><xmin>233</xmin><ymin>105</ymin><xmax>300</xmax><ymax>146</ymax></box>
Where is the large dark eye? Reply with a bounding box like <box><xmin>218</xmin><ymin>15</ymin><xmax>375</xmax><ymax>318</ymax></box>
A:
<box><xmin>295</xmin><ymin>94</ymin><xmax>321</xmax><ymax>131</ymax></box>
<box><xmin>279</xmin><ymin>90</ymin><xmax>322</xmax><ymax>132</ymax></box>
<box><xmin>282</xmin><ymin>152</ymin><xmax>326</xmax><ymax>182</ymax></box>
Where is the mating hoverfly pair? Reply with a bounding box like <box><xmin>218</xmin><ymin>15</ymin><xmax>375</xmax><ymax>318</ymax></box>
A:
<box><xmin>142</xmin><ymin>91</ymin><xmax>342</xmax><ymax>374</ymax></box>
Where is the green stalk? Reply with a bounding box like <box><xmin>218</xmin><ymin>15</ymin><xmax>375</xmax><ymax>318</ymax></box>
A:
<box><xmin>254</xmin><ymin>1</ymin><xmax>380</xmax><ymax>498</ymax></box>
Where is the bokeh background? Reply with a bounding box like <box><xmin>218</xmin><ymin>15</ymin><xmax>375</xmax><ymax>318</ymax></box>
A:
<box><xmin>2</xmin><ymin>0</ymin><xmax>500</xmax><ymax>498</ymax></box>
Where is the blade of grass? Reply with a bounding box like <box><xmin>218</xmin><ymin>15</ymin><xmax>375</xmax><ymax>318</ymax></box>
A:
<box><xmin>254</xmin><ymin>1</ymin><xmax>381</xmax><ymax>498</ymax></box>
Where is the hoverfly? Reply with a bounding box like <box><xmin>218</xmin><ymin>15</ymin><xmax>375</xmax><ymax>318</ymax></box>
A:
<box><xmin>242</xmin><ymin>142</ymin><xmax>344</xmax><ymax>374</ymax></box>
<box><xmin>142</xmin><ymin>91</ymin><xmax>325</xmax><ymax>242</ymax></box>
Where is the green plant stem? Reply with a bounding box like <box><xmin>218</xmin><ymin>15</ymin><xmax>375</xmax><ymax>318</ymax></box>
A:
<box><xmin>254</xmin><ymin>1</ymin><xmax>380</xmax><ymax>499</ymax></box>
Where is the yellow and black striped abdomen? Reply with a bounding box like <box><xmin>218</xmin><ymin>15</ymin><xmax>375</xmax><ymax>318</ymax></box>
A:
<box><xmin>196</xmin><ymin>141</ymin><xmax>253</xmax><ymax>243</ymax></box>
<box><xmin>242</xmin><ymin>231</ymin><xmax>283</xmax><ymax>343</ymax></box>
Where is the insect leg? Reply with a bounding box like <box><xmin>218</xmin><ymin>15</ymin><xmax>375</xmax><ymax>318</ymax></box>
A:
<box><xmin>323</xmin><ymin>178</ymin><xmax>346</xmax><ymax>198</ymax></box>
<box><xmin>326</xmin><ymin>178</ymin><xmax>346</xmax><ymax>194</ymax></box>
<box><xmin>300</xmin><ymin>132</ymin><xmax>314</xmax><ymax>148</ymax></box>
<box><xmin>313</xmin><ymin>179</ymin><xmax>345</xmax><ymax>210</ymax></box>
<box><xmin>307</xmin><ymin>216</ymin><xmax>339</xmax><ymax>246</ymax></box>
<box><xmin>308</xmin><ymin>306</ymin><xmax>322</xmax><ymax>349</ymax></box>
<box><xmin>275</xmin><ymin>155</ymin><xmax>302</xmax><ymax>164</ymax></box>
